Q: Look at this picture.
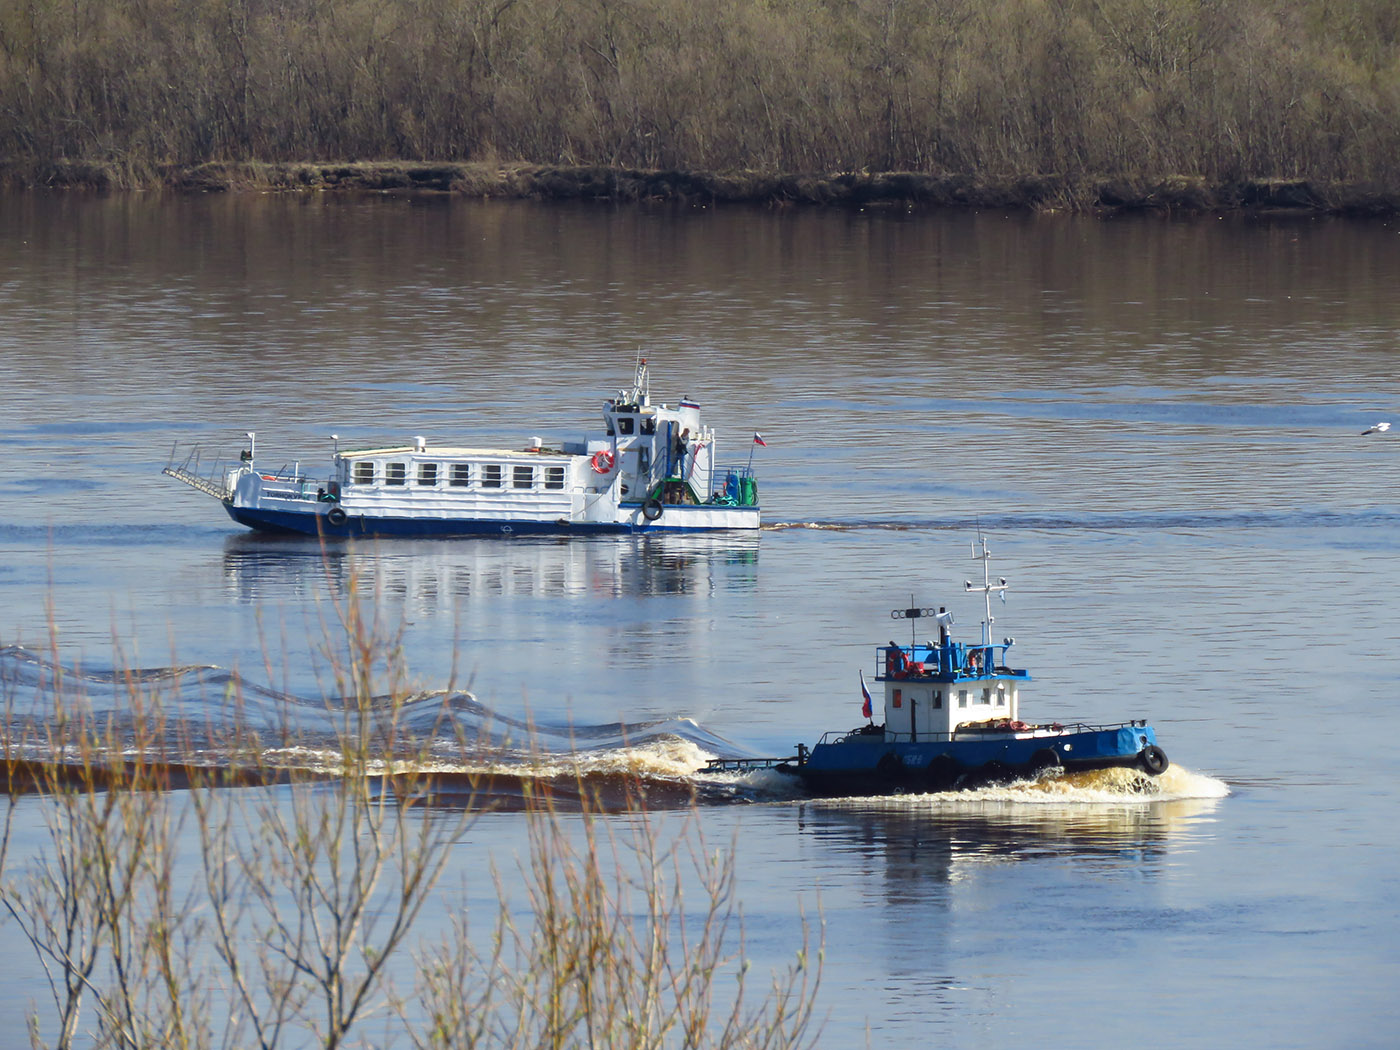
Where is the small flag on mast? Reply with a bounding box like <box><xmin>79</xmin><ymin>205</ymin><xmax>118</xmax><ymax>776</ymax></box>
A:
<box><xmin>752</xmin><ymin>433</ymin><xmax>767</xmax><ymax>447</ymax></box>
<box><xmin>860</xmin><ymin>669</ymin><xmax>873</xmax><ymax>719</ymax></box>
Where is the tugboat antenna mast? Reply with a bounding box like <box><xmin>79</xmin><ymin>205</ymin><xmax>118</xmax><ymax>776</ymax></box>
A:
<box><xmin>965</xmin><ymin>531</ymin><xmax>1008</xmax><ymax>647</ymax></box>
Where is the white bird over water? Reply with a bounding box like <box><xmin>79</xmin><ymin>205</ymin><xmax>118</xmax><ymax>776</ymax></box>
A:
<box><xmin>1363</xmin><ymin>422</ymin><xmax>1391</xmax><ymax>435</ymax></box>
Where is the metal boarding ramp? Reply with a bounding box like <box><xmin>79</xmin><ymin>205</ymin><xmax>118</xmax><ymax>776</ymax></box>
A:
<box><xmin>163</xmin><ymin>445</ymin><xmax>233</xmax><ymax>501</ymax></box>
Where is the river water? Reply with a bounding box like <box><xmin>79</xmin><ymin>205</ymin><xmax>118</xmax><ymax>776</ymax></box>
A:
<box><xmin>1</xmin><ymin>194</ymin><xmax>1398</xmax><ymax>1047</ymax></box>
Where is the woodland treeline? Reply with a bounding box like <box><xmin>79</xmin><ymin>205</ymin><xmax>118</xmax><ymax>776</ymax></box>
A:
<box><xmin>1</xmin><ymin>0</ymin><xmax>1398</xmax><ymax>190</ymax></box>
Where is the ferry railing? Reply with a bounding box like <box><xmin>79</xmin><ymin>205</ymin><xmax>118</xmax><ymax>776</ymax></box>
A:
<box><xmin>255</xmin><ymin>465</ymin><xmax>325</xmax><ymax>503</ymax></box>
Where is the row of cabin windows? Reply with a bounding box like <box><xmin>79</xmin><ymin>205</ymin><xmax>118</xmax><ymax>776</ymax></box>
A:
<box><xmin>892</xmin><ymin>687</ymin><xmax>1008</xmax><ymax>709</ymax></box>
<box><xmin>957</xmin><ymin>686</ymin><xmax>1008</xmax><ymax>708</ymax></box>
<box><xmin>349</xmin><ymin>462</ymin><xmax>566</xmax><ymax>490</ymax></box>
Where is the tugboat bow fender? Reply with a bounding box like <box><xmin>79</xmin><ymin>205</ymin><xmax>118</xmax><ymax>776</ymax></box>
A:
<box><xmin>1138</xmin><ymin>745</ymin><xmax>1169</xmax><ymax>775</ymax></box>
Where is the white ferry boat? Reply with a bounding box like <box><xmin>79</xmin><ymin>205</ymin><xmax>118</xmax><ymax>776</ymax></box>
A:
<box><xmin>164</xmin><ymin>360</ymin><xmax>762</xmax><ymax>536</ymax></box>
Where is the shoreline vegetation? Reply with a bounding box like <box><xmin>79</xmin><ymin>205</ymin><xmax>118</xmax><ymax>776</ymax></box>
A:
<box><xmin>7</xmin><ymin>160</ymin><xmax>1400</xmax><ymax>215</ymax></box>
<box><xmin>2</xmin><ymin>0</ymin><xmax>1399</xmax><ymax>215</ymax></box>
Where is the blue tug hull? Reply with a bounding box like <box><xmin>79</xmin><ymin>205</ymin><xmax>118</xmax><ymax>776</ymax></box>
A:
<box><xmin>783</xmin><ymin>723</ymin><xmax>1166</xmax><ymax>795</ymax></box>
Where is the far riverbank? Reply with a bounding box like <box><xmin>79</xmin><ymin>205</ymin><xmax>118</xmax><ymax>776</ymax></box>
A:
<box><xmin>5</xmin><ymin>160</ymin><xmax>1399</xmax><ymax>216</ymax></box>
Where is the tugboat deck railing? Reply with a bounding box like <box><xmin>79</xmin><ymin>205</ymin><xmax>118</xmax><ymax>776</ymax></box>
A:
<box><xmin>818</xmin><ymin>718</ymin><xmax>1152</xmax><ymax>747</ymax></box>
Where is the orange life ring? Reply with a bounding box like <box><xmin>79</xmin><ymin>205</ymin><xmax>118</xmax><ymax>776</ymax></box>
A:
<box><xmin>590</xmin><ymin>449</ymin><xmax>615</xmax><ymax>474</ymax></box>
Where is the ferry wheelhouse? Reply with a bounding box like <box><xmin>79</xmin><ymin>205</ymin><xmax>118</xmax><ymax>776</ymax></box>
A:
<box><xmin>165</xmin><ymin>360</ymin><xmax>761</xmax><ymax>536</ymax></box>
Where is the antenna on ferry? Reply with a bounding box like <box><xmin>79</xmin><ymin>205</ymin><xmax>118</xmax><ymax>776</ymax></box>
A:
<box><xmin>628</xmin><ymin>351</ymin><xmax>649</xmax><ymax>406</ymax></box>
<box><xmin>965</xmin><ymin>530</ymin><xmax>1008</xmax><ymax>646</ymax></box>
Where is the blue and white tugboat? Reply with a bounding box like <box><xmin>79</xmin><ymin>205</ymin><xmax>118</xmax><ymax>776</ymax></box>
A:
<box><xmin>711</xmin><ymin>535</ymin><xmax>1169</xmax><ymax>794</ymax></box>
<box><xmin>164</xmin><ymin>359</ymin><xmax>761</xmax><ymax>536</ymax></box>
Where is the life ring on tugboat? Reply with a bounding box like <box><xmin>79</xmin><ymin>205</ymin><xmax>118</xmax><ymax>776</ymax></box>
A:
<box><xmin>884</xmin><ymin>646</ymin><xmax>908</xmax><ymax>677</ymax></box>
<box><xmin>325</xmin><ymin>507</ymin><xmax>348</xmax><ymax>527</ymax></box>
<box><xmin>1138</xmin><ymin>745</ymin><xmax>1169</xmax><ymax>775</ymax></box>
<box><xmin>642</xmin><ymin>497</ymin><xmax>664</xmax><ymax>521</ymax></box>
<box><xmin>590</xmin><ymin>449</ymin><xmax>616</xmax><ymax>474</ymax></box>
<box><xmin>964</xmin><ymin>649</ymin><xmax>982</xmax><ymax>673</ymax></box>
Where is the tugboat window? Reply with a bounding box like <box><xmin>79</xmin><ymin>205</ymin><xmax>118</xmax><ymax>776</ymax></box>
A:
<box><xmin>513</xmin><ymin>466</ymin><xmax>534</xmax><ymax>489</ymax></box>
<box><xmin>482</xmin><ymin>465</ymin><xmax>503</xmax><ymax>488</ymax></box>
<box><xmin>417</xmin><ymin>463</ymin><xmax>438</xmax><ymax>486</ymax></box>
<box><xmin>933</xmin><ymin>689</ymin><xmax>943</xmax><ymax>709</ymax></box>
<box><xmin>450</xmin><ymin>464</ymin><xmax>471</xmax><ymax>487</ymax></box>
<box><xmin>544</xmin><ymin>466</ymin><xmax>565</xmax><ymax>489</ymax></box>
<box><xmin>618</xmin><ymin>417</ymin><xmax>635</xmax><ymax>435</ymax></box>
<box><xmin>352</xmin><ymin>462</ymin><xmax>374</xmax><ymax>486</ymax></box>
<box><xmin>978</xmin><ymin>689</ymin><xmax>991</xmax><ymax>705</ymax></box>
<box><xmin>958</xmin><ymin>690</ymin><xmax>968</xmax><ymax>708</ymax></box>
<box><xmin>641</xmin><ymin>417</ymin><xmax>656</xmax><ymax>435</ymax></box>
<box><xmin>996</xmin><ymin>687</ymin><xmax>1006</xmax><ymax>706</ymax></box>
<box><xmin>385</xmin><ymin>462</ymin><xmax>406</xmax><ymax>486</ymax></box>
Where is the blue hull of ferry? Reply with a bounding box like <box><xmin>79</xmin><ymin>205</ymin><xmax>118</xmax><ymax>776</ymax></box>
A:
<box><xmin>789</xmin><ymin>723</ymin><xmax>1164</xmax><ymax>795</ymax></box>
<box><xmin>224</xmin><ymin>503</ymin><xmax>754</xmax><ymax>537</ymax></box>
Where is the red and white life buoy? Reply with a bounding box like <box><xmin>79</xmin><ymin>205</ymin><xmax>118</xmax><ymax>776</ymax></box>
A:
<box><xmin>590</xmin><ymin>449</ymin><xmax>615</xmax><ymax>474</ymax></box>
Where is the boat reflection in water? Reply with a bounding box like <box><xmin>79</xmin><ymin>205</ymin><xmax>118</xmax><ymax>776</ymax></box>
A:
<box><xmin>220</xmin><ymin>530</ymin><xmax>761</xmax><ymax>609</ymax></box>
<box><xmin>796</xmin><ymin>774</ymin><xmax>1225</xmax><ymax>884</ymax></box>
<box><xmin>782</xmin><ymin>782</ymin><xmax>1227</xmax><ymax>1031</ymax></box>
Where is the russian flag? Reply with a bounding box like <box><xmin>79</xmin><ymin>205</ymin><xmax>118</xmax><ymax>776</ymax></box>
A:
<box><xmin>752</xmin><ymin>432</ymin><xmax>767</xmax><ymax>447</ymax></box>
<box><xmin>860</xmin><ymin>669</ymin><xmax>873</xmax><ymax>719</ymax></box>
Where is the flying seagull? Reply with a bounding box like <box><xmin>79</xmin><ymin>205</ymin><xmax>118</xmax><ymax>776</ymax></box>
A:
<box><xmin>1363</xmin><ymin>422</ymin><xmax>1391</xmax><ymax>435</ymax></box>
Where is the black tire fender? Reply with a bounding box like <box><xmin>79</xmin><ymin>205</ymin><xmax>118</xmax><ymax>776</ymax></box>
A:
<box><xmin>1139</xmin><ymin>745</ymin><xmax>1169</xmax><ymax>775</ymax></box>
<box><xmin>875</xmin><ymin>751</ymin><xmax>904</xmax><ymax>776</ymax></box>
<box><xmin>926</xmin><ymin>753</ymin><xmax>962</xmax><ymax>791</ymax></box>
<box><xmin>326</xmin><ymin>506</ymin><xmax>348</xmax><ymax>527</ymax></box>
<box><xmin>642</xmin><ymin>497</ymin><xmax>664</xmax><ymax>521</ymax></box>
<box><xmin>1029</xmin><ymin>748</ymin><xmax>1062</xmax><ymax>775</ymax></box>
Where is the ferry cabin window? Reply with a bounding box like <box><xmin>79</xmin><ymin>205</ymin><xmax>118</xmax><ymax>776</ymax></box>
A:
<box><xmin>417</xmin><ymin>463</ymin><xmax>438</xmax><ymax>487</ymax></box>
<box><xmin>544</xmin><ymin>465</ymin><xmax>565</xmax><ymax>490</ymax></box>
<box><xmin>352</xmin><ymin>462</ymin><xmax>374</xmax><ymax>486</ymax></box>
<box><xmin>385</xmin><ymin>462</ymin><xmax>407</xmax><ymax>486</ymax></box>
<box><xmin>450</xmin><ymin>464</ymin><xmax>471</xmax><ymax>487</ymax></box>
<box><xmin>513</xmin><ymin>466</ymin><xmax>534</xmax><ymax>489</ymax></box>
<box><xmin>617</xmin><ymin>416</ymin><xmax>634</xmax><ymax>435</ymax></box>
<box><xmin>482</xmin><ymin>465</ymin><xmax>503</xmax><ymax>488</ymax></box>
